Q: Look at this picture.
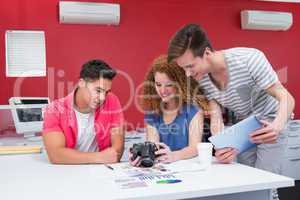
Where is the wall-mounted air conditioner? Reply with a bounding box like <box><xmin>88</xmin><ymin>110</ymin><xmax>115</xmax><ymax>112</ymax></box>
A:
<box><xmin>241</xmin><ymin>10</ymin><xmax>293</xmax><ymax>31</ymax></box>
<box><xmin>59</xmin><ymin>1</ymin><xmax>120</xmax><ymax>25</ymax></box>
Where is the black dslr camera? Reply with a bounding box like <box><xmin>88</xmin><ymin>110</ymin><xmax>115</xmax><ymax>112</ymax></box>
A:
<box><xmin>130</xmin><ymin>142</ymin><xmax>159</xmax><ymax>168</ymax></box>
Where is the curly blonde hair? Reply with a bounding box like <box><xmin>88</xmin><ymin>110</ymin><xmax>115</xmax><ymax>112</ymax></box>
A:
<box><xmin>141</xmin><ymin>55</ymin><xmax>208</xmax><ymax>114</ymax></box>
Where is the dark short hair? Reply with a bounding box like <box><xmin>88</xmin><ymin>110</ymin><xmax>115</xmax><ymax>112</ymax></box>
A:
<box><xmin>167</xmin><ymin>24</ymin><xmax>213</xmax><ymax>63</ymax></box>
<box><xmin>80</xmin><ymin>59</ymin><xmax>116</xmax><ymax>81</ymax></box>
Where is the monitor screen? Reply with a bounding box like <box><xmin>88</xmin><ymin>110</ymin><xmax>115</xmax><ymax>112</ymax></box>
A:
<box><xmin>16</xmin><ymin>99</ymin><xmax>48</xmax><ymax>122</ymax></box>
<box><xmin>9</xmin><ymin>97</ymin><xmax>50</xmax><ymax>135</ymax></box>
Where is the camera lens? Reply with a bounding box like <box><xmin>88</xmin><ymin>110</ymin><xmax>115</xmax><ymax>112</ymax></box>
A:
<box><xmin>140</xmin><ymin>158</ymin><xmax>154</xmax><ymax>168</ymax></box>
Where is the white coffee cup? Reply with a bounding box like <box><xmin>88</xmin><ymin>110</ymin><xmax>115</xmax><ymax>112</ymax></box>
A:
<box><xmin>197</xmin><ymin>142</ymin><xmax>213</xmax><ymax>169</ymax></box>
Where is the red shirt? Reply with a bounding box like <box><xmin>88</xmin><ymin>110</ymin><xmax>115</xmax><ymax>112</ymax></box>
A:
<box><xmin>43</xmin><ymin>91</ymin><xmax>124</xmax><ymax>151</ymax></box>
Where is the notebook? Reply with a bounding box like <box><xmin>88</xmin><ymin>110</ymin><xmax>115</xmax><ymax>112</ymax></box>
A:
<box><xmin>208</xmin><ymin>116</ymin><xmax>263</xmax><ymax>154</ymax></box>
<box><xmin>0</xmin><ymin>145</ymin><xmax>42</xmax><ymax>155</ymax></box>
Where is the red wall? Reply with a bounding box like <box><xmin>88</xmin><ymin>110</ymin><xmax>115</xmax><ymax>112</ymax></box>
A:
<box><xmin>0</xmin><ymin>0</ymin><xmax>299</xmax><ymax>128</ymax></box>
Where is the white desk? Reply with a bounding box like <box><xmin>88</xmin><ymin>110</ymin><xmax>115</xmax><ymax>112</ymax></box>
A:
<box><xmin>0</xmin><ymin>154</ymin><xmax>294</xmax><ymax>200</ymax></box>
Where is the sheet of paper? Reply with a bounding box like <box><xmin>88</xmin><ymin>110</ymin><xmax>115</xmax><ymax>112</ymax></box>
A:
<box><xmin>162</xmin><ymin>159</ymin><xmax>207</xmax><ymax>172</ymax></box>
<box><xmin>208</xmin><ymin>116</ymin><xmax>262</xmax><ymax>153</ymax></box>
<box><xmin>110</xmin><ymin>162</ymin><xmax>173</xmax><ymax>177</ymax></box>
<box><xmin>110</xmin><ymin>162</ymin><xmax>181</xmax><ymax>189</ymax></box>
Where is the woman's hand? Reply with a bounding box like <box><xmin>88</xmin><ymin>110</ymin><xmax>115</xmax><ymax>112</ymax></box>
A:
<box><xmin>128</xmin><ymin>149</ymin><xmax>141</xmax><ymax>167</ymax></box>
<box><xmin>155</xmin><ymin>143</ymin><xmax>177</xmax><ymax>163</ymax></box>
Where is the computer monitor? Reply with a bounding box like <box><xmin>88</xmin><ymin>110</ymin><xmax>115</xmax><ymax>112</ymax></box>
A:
<box><xmin>9</xmin><ymin>97</ymin><xmax>50</xmax><ymax>140</ymax></box>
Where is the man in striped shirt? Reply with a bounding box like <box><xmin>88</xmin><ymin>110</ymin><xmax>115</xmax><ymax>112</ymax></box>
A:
<box><xmin>167</xmin><ymin>24</ymin><xmax>295</xmax><ymax>187</ymax></box>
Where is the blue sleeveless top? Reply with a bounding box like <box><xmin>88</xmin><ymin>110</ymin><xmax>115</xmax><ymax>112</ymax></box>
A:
<box><xmin>144</xmin><ymin>104</ymin><xmax>200</xmax><ymax>151</ymax></box>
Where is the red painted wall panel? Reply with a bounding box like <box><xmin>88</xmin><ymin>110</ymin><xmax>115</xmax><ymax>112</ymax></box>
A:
<box><xmin>0</xmin><ymin>0</ymin><xmax>299</xmax><ymax>127</ymax></box>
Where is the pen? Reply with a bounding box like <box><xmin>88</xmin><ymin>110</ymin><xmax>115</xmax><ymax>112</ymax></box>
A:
<box><xmin>105</xmin><ymin>164</ymin><xmax>114</xmax><ymax>170</ymax></box>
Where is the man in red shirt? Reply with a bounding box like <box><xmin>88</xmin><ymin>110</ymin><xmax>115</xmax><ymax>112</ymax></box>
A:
<box><xmin>43</xmin><ymin>59</ymin><xmax>125</xmax><ymax>164</ymax></box>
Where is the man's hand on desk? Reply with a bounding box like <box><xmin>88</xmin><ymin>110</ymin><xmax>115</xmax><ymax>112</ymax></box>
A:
<box><xmin>215</xmin><ymin>147</ymin><xmax>238</xmax><ymax>164</ymax></box>
<box><xmin>95</xmin><ymin>148</ymin><xmax>120</xmax><ymax>164</ymax></box>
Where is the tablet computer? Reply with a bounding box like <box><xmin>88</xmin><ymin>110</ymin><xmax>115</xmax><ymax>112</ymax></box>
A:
<box><xmin>208</xmin><ymin>116</ymin><xmax>263</xmax><ymax>154</ymax></box>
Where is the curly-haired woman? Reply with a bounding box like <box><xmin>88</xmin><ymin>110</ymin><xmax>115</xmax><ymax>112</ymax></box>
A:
<box><xmin>131</xmin><ymin>55</ymin><xmax>208</xmax><ymax>165</ymax></box>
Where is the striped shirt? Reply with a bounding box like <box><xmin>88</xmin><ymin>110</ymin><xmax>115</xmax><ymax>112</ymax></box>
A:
<box><xmin>199</xmin><ymin>48</ymin><xmax>279</xmax><ymax>120</ymax></box>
